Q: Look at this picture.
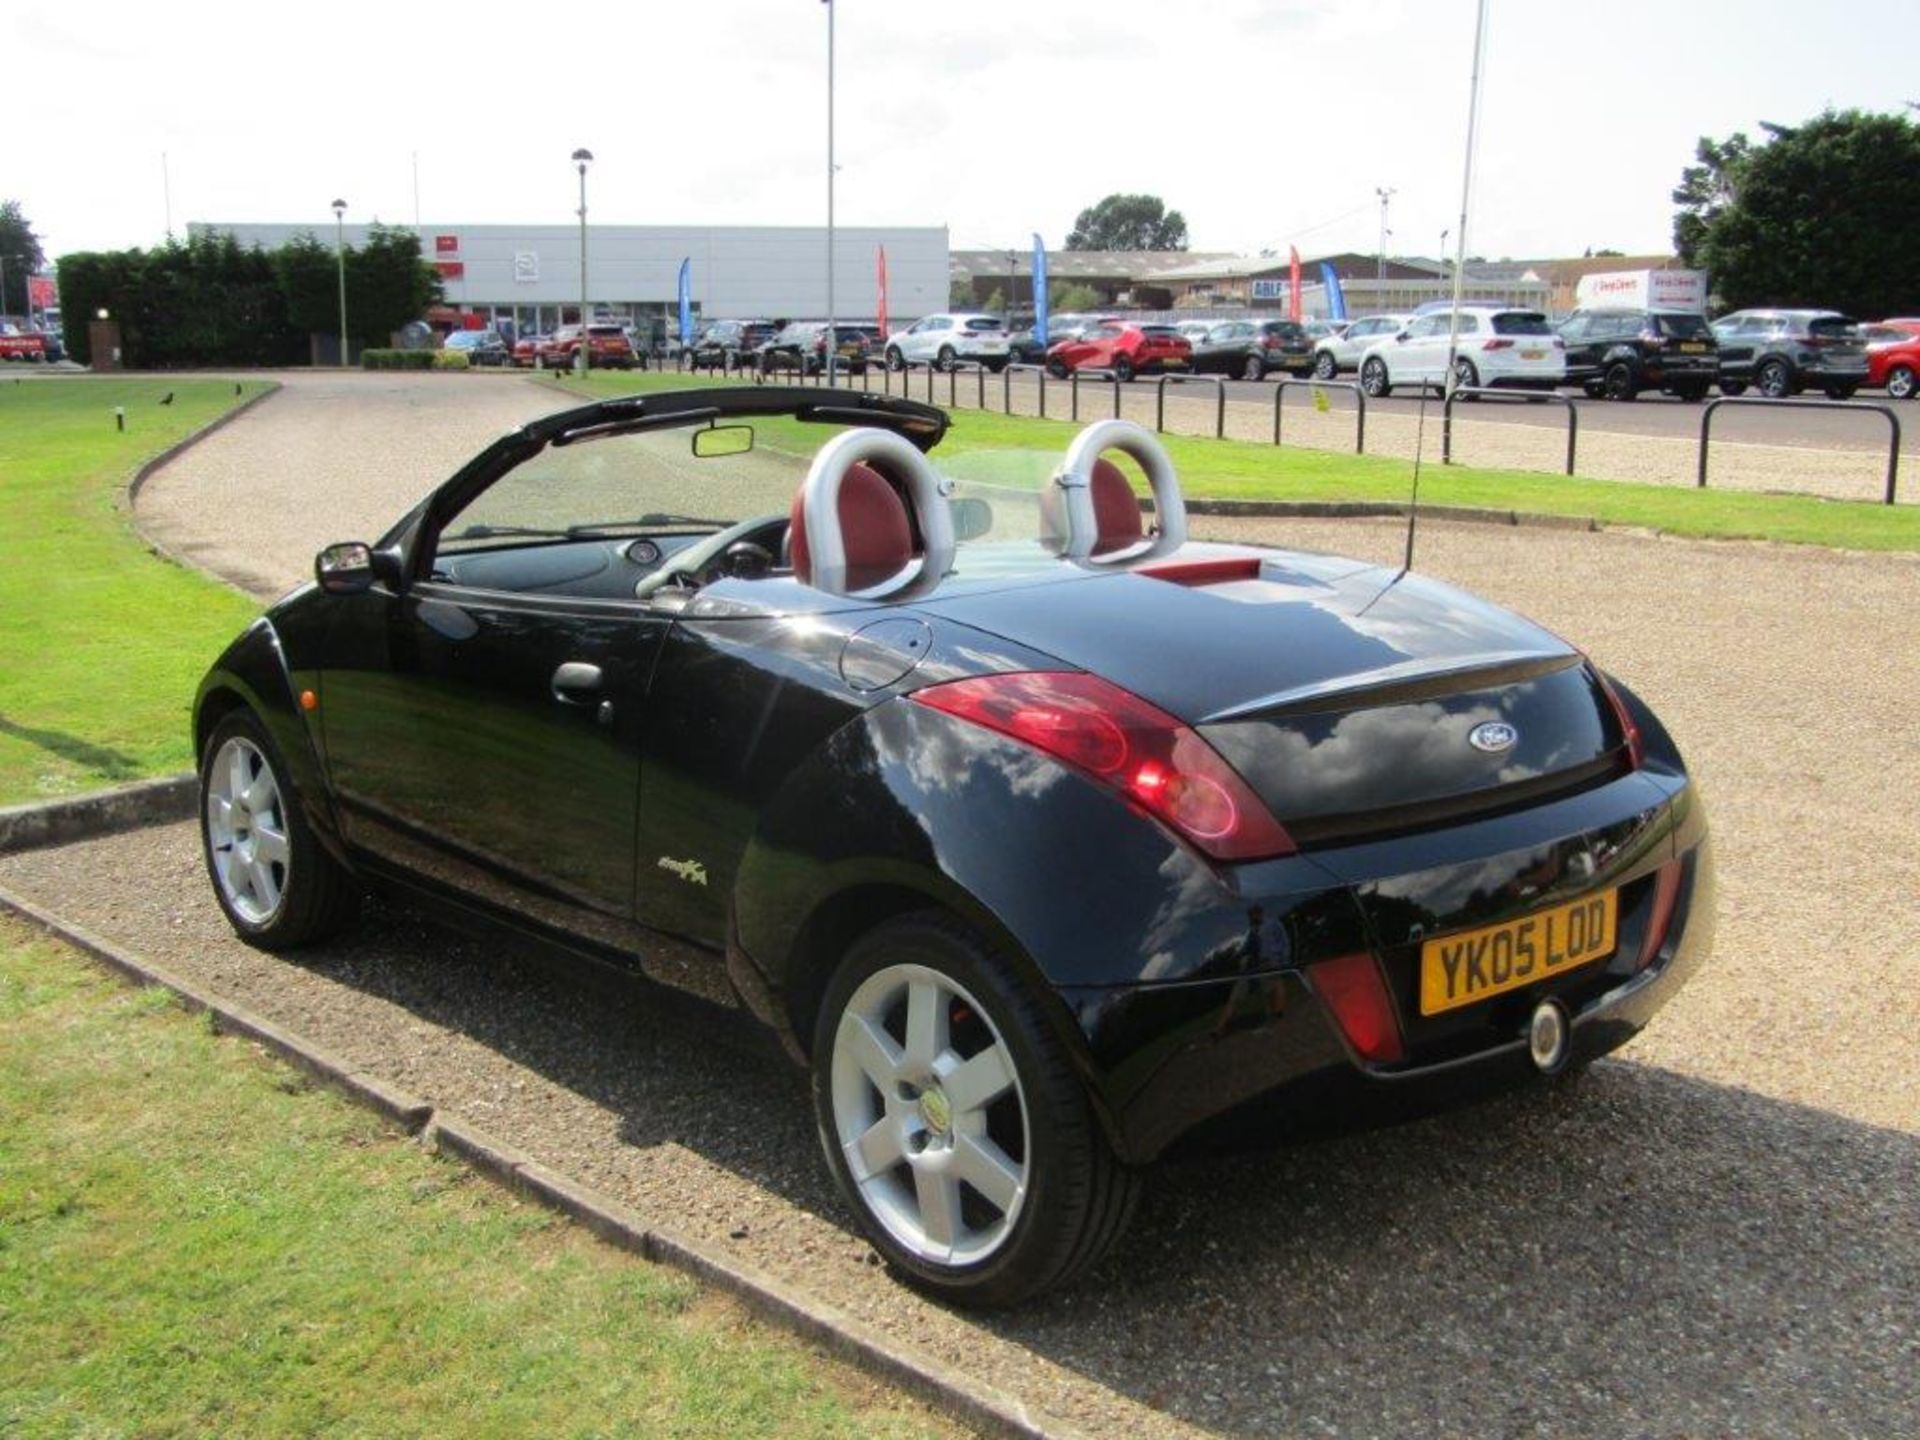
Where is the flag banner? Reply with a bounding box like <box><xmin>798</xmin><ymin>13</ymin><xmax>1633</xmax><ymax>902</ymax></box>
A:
<box><xmin>1289</xmin><ymin>247</ymin><xmax>1303</xmax><ymax>322</ymax></box>
<box><xmin>677</xmin><ymin>259</ymin><xmax>693</xmax><ymax>344</ymax></box>
<box><xmin>1320</xmin><ymin>262</ymin><xmax>1348</xmax><ymax>321</ymax></box>
<box><xmin>1032</xmin><ymin>234</ymin><xmax>1050</xmax><ymax>346</ymax></box>
<box><xmin>877</xmin><ymin>246</ymin><xmax>889</xmax><ymax>339</ymax></box>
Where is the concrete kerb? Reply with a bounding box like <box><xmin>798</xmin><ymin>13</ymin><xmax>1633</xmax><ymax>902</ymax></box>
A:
<box><xmin>0</xmin><ymin>773</ymin><xmax>198</xmax><ymax>856</ymax></box>
<box><xmin>0</xmin><ymin>866</ymin><xmax>1075</xmax><ymax>1440</ymax></box>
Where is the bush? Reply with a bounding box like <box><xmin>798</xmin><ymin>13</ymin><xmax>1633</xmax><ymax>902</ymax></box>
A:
<box><xmin>431</xmin><ymin>349</ymin><xmax>471</xmax><ymax>370</ymax></box>
<box><xmin>361</xmin><ymin>349</ymin><xmax>434</xmax><ymax>370</ymax></box>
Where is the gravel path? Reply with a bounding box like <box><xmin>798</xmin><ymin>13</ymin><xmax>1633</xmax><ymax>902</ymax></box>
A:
<box><xmin>23</xmin><ymin>375</ymin><xmax>1914</xmax><ymax>1436</ymax></box>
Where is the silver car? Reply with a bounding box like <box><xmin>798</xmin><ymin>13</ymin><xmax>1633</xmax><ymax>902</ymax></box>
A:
<box><xmin>884</xmin><ymin>312</ymin><xmax>1011</xmax><ymax>372</ymax></box>
<box><xmin>1311</xmin><ymin>314</ymin><xmax>1411</xmax><ymax>378</ymax></box>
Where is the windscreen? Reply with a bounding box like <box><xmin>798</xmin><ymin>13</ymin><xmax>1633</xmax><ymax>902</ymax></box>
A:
<box><xmin>1491</xmin><ymin>312</ymin><xmax>1553</xmax><ymax>336</ymax></box>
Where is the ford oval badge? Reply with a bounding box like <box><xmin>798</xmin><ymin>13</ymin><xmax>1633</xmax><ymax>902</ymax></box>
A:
<box><xmin>1468</xmin><ymin>721</ymin><xmax>1518</xmax><ymax>754</ymax></box>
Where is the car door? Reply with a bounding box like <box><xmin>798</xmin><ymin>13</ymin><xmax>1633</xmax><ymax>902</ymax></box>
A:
<box><xmin>318</xmin><ymin>443</ymin><xmax>676</xmax><ymax>950</ymax></box>
<box><xmin>1713</xmin><ymin>314</ymin><xmax>1755</xmax><ymax>377</ymax></box>
<box><xmin>1398</xmin><ymin>313</ymin><xmax>1450</xmax><ymax>384</ymax></box>
<box><xmin>1558</xmin><ymin>313</ymin><xmax>1595</xmax><ymax>382</ymax></box>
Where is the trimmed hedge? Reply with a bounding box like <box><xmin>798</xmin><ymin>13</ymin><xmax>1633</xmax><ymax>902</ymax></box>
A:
<box><xmin>362</xmin><ymin>349</ymin><xmax>435</xmax><ymax>370</ymax></box>
<box><xmin>431</xmin><ymin>349</ymin><xmax>472</xmax><ymax>370</ymax></box>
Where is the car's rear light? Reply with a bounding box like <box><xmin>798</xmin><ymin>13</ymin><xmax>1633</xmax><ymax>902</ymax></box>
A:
<box><xmin>909</xmin><ymin>671</ymin><xmax>1296</xmax><ymax>861</ymax></box>
<box><xmin>1635</xmin><ymin>859</ymin><xmax>1684</xmax><ymax>970</ymax></box>
<box><xmin>1593</xmin><ymin>670</ymin><xmax>1644</xmax><ymax>770</ymax></box>
<box><xmin>1641</xmin><ymin>331</ymin><xmax>1666</xmax><ymax>350</ymax></box>
<box><xmin>1311</xmin><ymin>951</ymin><xmax>1405</xmax><ymax>1063</ymax></box>
<box><xmin>1483</xmin><ymin>338</ymin><xmax>1514</xmax><ymax>351</ymax></box>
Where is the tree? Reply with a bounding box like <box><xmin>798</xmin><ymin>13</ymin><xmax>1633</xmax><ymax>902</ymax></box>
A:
<box><xmin>1050</xmin><ymin>283</ymin><xmax>1102</xmax><ymax>313</ymax></box>
<box><xmin>345</xmin><ymin>225</ymin><xmax>441</xmax><ymax>344</ymax></box>
<box><xmin>0</xmin><ymin>200</ymin><xmax>47</xmax><ymax>316</ymax></box>
<box><xmin>1672</xmin><ymin>110</ymin><xmax>1920</xmax><ymax>316</ymax></box>
<box><xmin>1065</xmin><ymin>194</ymin><xmax>1188</xmax><ymax>252</ymax></box>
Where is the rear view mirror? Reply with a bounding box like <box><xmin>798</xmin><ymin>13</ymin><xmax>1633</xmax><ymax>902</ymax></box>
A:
<box><xmin>1394</xmin><ymin>331</ymin><xmax>1411</xmax><ymax>343</ymax></box>
<box><xmin>693</xmin><ymin>424</ymin><xmax>755</xmax><ymax>458</ymax></box>
<box><xmin>315</xmin><ymin>542</ymin><xmax>374</xmax><ymax>594</ymax></box>
<box><xmin>949</xmin><ymin>497</ymin><xmax>993</xmax><ymax>541</ymax></box>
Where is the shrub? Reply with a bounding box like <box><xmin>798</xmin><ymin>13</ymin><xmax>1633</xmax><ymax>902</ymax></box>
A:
<box><xmin>361</xmin><ymin>349</ymin><xmax>434</xmax><ymax>370</ymax></box>
<box><xmin>431</xmin><ymin>349</ymin><xmax>471</xmax><ymax>370</ymax></box>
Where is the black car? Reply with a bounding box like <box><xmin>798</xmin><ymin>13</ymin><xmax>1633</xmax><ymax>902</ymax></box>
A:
<box><xmin>1709</xmin><ymin>309</ymin><xmax>1868</xmax><ymax>399</ymax></box>
<box><xmin>1190</xmin><ymin>318</ymin><xmax>1316</xmax><ymax>380</ymax></box>
<box><xmin>193</xmin><ymin>389</ymin><xmax>1713</xmax><ymax>1307</ymax></box>
<box><xmin>1558</xmin><ymin>309</ymin><xmax>1718</xmax><ymax>401</ymax></box>
<box><xmin>687</xmin><ymin>320</ymin><xmax>777</xmax><ymax>372</ymax></box>
<box><xmin>754</xmin><ymin>322</ymin><xmax>871</xmax><ymax>376</ymax></box>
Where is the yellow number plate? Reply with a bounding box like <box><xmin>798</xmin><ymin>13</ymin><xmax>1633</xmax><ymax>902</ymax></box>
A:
<box><xmin>1679</xmin><ymin>342</ymin><xmax>1708</xmax><ymax>352</ymax></box>
<box><xmin>1419</xmin><ymin>889</ymin><xmax>1617</xmax><ymax>1016</ymax></box>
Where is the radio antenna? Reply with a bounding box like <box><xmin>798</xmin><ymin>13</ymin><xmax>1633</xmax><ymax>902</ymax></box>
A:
<box><xmin>1403</xmin><ymin>0</ymin><xmax>1491</xmax><ymax>575</ymax></box>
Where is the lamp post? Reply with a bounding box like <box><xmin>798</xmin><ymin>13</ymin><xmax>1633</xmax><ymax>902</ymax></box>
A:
<box><xmin>572</xmin><ymin>148</ymin><xmax>593</xmax><ymax>371</ymax></box>
<box><xmin>823</xmin><ymin>0</ymin><xmax>837</xmax><ymax>386</ymax></box>
<box><xmin>1375</xmin><ymin>186</ymin><xmax>1395</xmax><ymax>284</ymax></box>
<box><xmin>330</xmin><ymin>200</ymin><xmax>348</xmax><ymax>366</ymax></box>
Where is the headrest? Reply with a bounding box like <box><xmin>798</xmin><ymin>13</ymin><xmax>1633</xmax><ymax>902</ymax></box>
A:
<box><xmin>788</xmin><ymin>462</ymin><xmax>914</xmax><ymax>590</ymax></box>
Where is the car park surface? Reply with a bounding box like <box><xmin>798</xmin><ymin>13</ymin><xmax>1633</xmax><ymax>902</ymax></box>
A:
<box><xmin>49</xmin><ymin>369</ymin><xmax>1913</xmax><ymax>1435</ymax></box>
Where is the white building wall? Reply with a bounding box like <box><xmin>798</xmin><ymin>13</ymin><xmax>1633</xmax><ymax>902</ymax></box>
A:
<box><xmin>189</xmin><ymin>221</ymin><xmax>948</xmax><ymax>321</ymax></box>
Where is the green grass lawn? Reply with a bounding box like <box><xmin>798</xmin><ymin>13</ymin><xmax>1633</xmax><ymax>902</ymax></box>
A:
<box><xmin>0</xmin><ymin>918</ymin><xmax>954</xmax><ymax>1439</ymax></box>
<box><xmin>0</xmin><ymin>379</ymin><xmax>269</xmax><ymax>805</ymax></box>
<box><xmin>553</xmin><ymin>369</ymin><xmax>1920</xmax><ymax>552</ymax></box>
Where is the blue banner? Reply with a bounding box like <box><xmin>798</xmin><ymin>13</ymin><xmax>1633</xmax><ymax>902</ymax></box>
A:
<box><xmin>1032</xmin><ymin>234</ymin><xmax>1049</xmax><ymax>346</ymax></box>
<box><xmin>677</xmin><ymin>258</ymin><xmax>693</xmax><ymax>344</ymax></box>
<box><xmin>1320</xmin><ymin>262</ymin><xmax>1348</xmax><ymax>321</ymax></box>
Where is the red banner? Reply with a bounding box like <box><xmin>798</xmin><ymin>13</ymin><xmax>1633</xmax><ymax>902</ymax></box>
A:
<box><xmin>1288</xmin><ymin>247</ymin><xmax>1302</xmax><ymax>322</ymax></box>
<box><xmin>876</xmin><ymin>245</ymin><xmax>889</xmax><ymax>338</ymax></box>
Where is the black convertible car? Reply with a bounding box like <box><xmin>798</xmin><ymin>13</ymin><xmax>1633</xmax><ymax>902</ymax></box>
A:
<box><xmin>195</xmin><ymin>387</ymin><xmax>1713</xmax><ymax>1306</ymax></box>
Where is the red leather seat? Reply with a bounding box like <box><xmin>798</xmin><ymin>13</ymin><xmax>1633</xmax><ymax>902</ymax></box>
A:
<box><xmin>1040</xmin><ymin>457</ymin><xmax>1145</xmax><ymax>555</ymax></box>
<box><xmin>788</xmin><ymin>462</ymin><xmax>916</xmax><ymax>590</ymax></box>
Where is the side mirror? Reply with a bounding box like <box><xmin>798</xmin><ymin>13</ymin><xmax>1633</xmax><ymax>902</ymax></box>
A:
<box><xmin>315</xmin><ymin>542</ymin><xmax>374</xmax><ymax>594</ymax></box>
<box><xmin>316</xmin><ymin>542</ymin><xmax>402</xmax><ymax>594</ymax></box>
<box><xmin>1394</xmin><ymin>331</ymin><xmax>1411</xmax><ymax>343</ymax></box>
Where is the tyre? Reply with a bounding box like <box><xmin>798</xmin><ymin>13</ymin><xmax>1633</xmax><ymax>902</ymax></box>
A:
<box><xmin>1452</xmin><ymin>357</ymin><xmax>1480</xmax><ymax>394</ymax></box>
<box><xmin>1312</xmin><ymin>350</ymin><xmax>1338</xmax><ymax>380</ymax></box>
<box><xmin>1112</xmin><ymin>355</ymin><xmax>1135</xmax><ymax>383</ymax></box>
<box><xmin>936</xmin><ymin>345</ymin><xmax>957</xmax><ymax>373</ymax></box>
<box><xmin>1719</xmin><ymin>380</ymin><xmax>1747</xmax><ymax>397</ymax></box>
<box><xmin>812</xmin><ymin>913</ymin><xmax>1139</xmax><ymax>1307</ymax></box>
<box><xmin>1240</xmin><ymin>353</ymin><xmax>1265</xmax><ymax>382</ymax></box>
<box><xmin>1824</xmin><ymin>384</ymin><xmax>1858</xmax><ymax>401</ymax></box>
<box><xmin>1582</xmin><ymin>381</ymin><xmax>1604</xmax><ymax>399</ymax></box>
<box><xmin>200</xmin><ymin>709</ymin><xmax>358</xmax><ymax>949</ymax></box>
<box><xmin>1756</xmin><ymin>359</ymin><xmax>1793</xmax><ymax>398</ymax></box>
<box><xmin>1602</xmin><ymin>362</ymin><xmax>1639</xmax><ymax>401</ymax></box>
<box><xmin>1887</xmin><ymin>364</ymin><xmax>1917</xmax><ymax>400</ymax></box>
<box><xmin>1046</xmin><ymin>358</ymin><xmax>1069</xmax><ymax>380</ymax></box>
<box><xmin>1360</xmin><ymin>356</ymin><xmax>1392</xmax><ymax>398</ymax></box>
<box><xmin>885</xmin><ymin>346</ymin><xmax>906</xmax><ymax>372</ymax></box>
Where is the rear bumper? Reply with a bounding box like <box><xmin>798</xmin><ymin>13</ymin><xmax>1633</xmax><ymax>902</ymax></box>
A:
<box><xmin>1063</xmin><ymin>772</ymin><xmax>1712</xmax><ymax>1164</ymax></box>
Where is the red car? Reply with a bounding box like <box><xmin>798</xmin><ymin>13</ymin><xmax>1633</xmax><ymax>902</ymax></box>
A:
<box><xmin>1045</xmin><ymin>322</ymin><xmax>1191</xmax><ymax>381</ymax></box>
<box><xmin>1864</xmin><ymin>321</ymin><xmax>1920</xmax><ymax>399</ymax></box>
<box><xmin>539</xmin><ymin>324</ymin><xmax>637</xmax><ymax>370</ymax></box>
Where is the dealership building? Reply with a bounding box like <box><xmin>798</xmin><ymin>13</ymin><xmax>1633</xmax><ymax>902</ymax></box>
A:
<box><xmin>189</xmin><ymin>221</ymin><xmax>949</xmax><ymax>338</ymax></box>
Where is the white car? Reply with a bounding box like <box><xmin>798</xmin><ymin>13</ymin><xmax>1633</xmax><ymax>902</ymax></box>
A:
<box><xmin>1174</xmin><ymin>320</ymin><xmax>1216</xmax><ymax>348</ymax></box>
<box><xmin>884</xmin><ymin>313</ymin><xmax>1011</xmax><ymax>372</ymax></box>
<box><xmin>1357</xmin><ymin>308</ymin><xmax>1564</xmax><ymax>397</ymax></box>
<box><xmin>1310</xmin><ymin>314</ymin><xmax>1410</xmax><ymax>378</ymax></box>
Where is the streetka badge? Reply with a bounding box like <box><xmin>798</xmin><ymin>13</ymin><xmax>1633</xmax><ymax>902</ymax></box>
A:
<box><xmin>1467</xmin><ymin>721</ymin><xmax>1519</xmax><ymax>754</ymax></box>
<box><xmin>657</xmin><ymin>856</ymin><xmax>708</xmax><ymax>886</ymax></box>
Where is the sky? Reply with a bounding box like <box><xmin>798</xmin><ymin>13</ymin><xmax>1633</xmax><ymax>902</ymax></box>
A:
<box><xmin>5</xmin><ymin>0</ymin><xmax>1908</xmax><ymax>266</ymax></box>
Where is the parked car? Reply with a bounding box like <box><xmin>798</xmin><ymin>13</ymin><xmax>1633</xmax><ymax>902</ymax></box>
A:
<box><xmin>689</xmin><ymin>320</ymin><xmax>778</xmax><ymax>372</ymax></box>
<box><xmin>1861</xmin><ymin>323</ymin><xmax>1920</xmax><ymax>400</ymax></box>
<box><xmin>755</xmin><ymin>322</ymin><xmax>872</xmax><ymax>376</ymax></box>
<box><xmin>1302</xmin><ymin>318</ymin><xmax>1346</xmax><ymax>342</ymax></box>
<box><xmin>539</xmin><ymin>324</ymin><xmax>638</xmax><ymax>370</ymax></box>
<box><xmin>192</xmin><ymin>386</ymin><xmax>1710</xmax><ymax>1307</ymax></box>
<box><xmin>511</xmin><ymin>333</ymin><xmax>550</xmax><ymax>368</ymax></box>
<box><xmin>1557</xmin><ymin>309</ymin><xmax>1717</xmax><ymax>401</ymax></box>
<box><xmin>1709</xmin><ymin>310</ymin><xmax>1867</xmax><ymax>399</ymax></box>
<box><xmin>441</xmin><ymin>329</ymin><xmax>511</xmax><ymax>367</ymax></box>
<box><xmin>1358</xmin><ymin>308</ymin><xmax>1564</xmax><ymax>397</ymax></box>
<box><xmin>884</xmin><ymin>313</ymin><xmax>1010</xmax><ymax>372</ymax></box>
<box><xmin>1311</xmin><ymin>314</ymin><xmax>1412</xmax><ymax>378</ymax></box>
<box><xmin>0</xmin><ymin>330</ymin><xmax>48</xmax><ymax>362</ymax></box>
<box><xmin>1174</xmin><ymin>320</ymin><xmax>1217</xmax><ymax>349</ymax></box>
<box><xmin>1189</xmin><ymin>319</ymin><xmax>1315</xmax><ymax>381</ymax></box>
<box><xmin>1009</xmin><ymin>314</ymin><xmax>1105</xmax><ymax>364</ymax></box>
<box><xmin>1045</xmin><ymin>322</ymin><xmax>1194</xmax><ymax>380</ymax></box>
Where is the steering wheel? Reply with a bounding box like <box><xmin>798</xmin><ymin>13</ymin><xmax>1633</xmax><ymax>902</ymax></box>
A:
<box><xmin>633</xmin><ymin>514</ymin><xmax>787</xmax><ymax>598</ymax></box>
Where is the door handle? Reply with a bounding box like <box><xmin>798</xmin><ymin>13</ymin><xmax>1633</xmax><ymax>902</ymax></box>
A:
<box><xmin>551</xmin><ymin>661</ymin><xmax>604</xmax><ymax>704</ymax></box>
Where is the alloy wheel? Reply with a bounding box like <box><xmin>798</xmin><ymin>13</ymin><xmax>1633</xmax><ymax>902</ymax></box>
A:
<box><xmin>1889</xmin><ymin>365</ymin><xmax>1916</xmax><ymax>400</ymax></box>
<box><xmin>205</xmin><ymin>735</ymin><xmax>290</xmax><ymax>926</ymax></box>
<box><xmin>1313</xmin><ymin>351</ymin><xmax>1337</xmax><ymax>380</ymax></box>
<box><xmin>828</xmin><ymin>962</ymin><xmax>1031</xmax><ymax>1267</ymax></box>
<box><xmin>1758</xmin><ymin>360</ymin><xmax>1791</xmax><ymax>398</ymax></box>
